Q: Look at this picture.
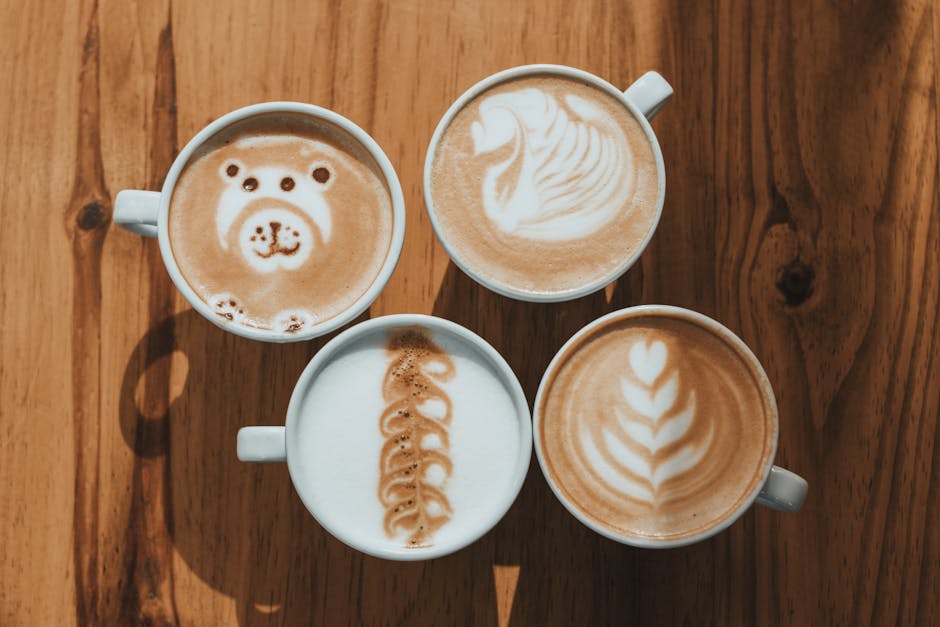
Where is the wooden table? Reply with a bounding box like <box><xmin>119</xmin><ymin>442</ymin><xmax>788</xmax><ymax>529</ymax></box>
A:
<box><xmin>2</xmin><ymin>0</ymin><xmax>938</xmax><ymax>625</ymax></box>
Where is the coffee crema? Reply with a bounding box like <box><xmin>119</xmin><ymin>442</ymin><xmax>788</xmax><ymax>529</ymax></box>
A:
<box><xmin>537</xmin><ymin>311</ymin><xmax>776</xmax><ymax>542</ymax></box>
<box><xmin>169</xmin><ymin>113</ymin><xmax>393</xmax><ymax>334</ymax></box>
<box><xmin>428</xmin><ymin>74</ymin><xmax>661</xmax><ymax>297</ymax></box>
<box><xmin>379</xmin><ymin>330</ymin><xmax>455</xmax><ymax>547</ymax></box>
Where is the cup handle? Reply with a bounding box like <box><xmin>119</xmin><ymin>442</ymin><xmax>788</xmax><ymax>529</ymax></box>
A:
<box><xmin>754</xmin><ymin>465</ymin><xmax>808</xmax><ymax>512</ymax></box>
<box><xmin>237</xmin><ymin>426</ymin><xmax>287</xmax><ymax>463</ymax></box>
<box><xmin>113</xmin><ymin>190</ymin><xmax>161</xmax><ymax>238</ymax></box>
<box><xmin>623</xmin><ymin>71</ymin><xmax>673</xmax><ymax>120</ymax></box>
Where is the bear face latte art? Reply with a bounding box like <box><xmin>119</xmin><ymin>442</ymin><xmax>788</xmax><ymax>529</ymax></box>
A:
<box><xmin>536</xmin><ymin>309</ymin><xmax>777</xmax><ymax>543</ymax></box>
<box><xmin>168</xmin><ymin>113</ymin><xmax>394</xmax><ymax>334</ymax></box>
<box><xmin>428</xmin><ymin>73</ymin><xmax>661</xmax><ymax>298</ymax></box>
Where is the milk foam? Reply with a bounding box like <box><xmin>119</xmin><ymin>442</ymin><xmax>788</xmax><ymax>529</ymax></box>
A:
<box><xmin>538</xmin><ymin>312</ymin><xmax>775</xmax><ymax>541</ymax></box>
<box><xmin>215</xmin><ymin>156</ymin><xmax>334</xmax><ymax>275</ymax></box>
<box><xmin>578</xmin><ymin>339</ymin><xmax>715</xmax><ymax>504</ymax></box>
<box><xmin>168</xmin><ymin>114</ymin><xmax>394</xmax><ymax>333</ymax></box>
<box><xmin>472</xmin><ymin>88</ymin><xmax>634</xmax><ymax>240</ymax></box>
<box><xmin>291</xmin><ymin>326</ymin><xmax>524</xmax><ymax>554</ymax></box>
<box><xmin>428</xmin><ymin>75</ymin><xmax>662</xmax><ymax>296</ymax></box>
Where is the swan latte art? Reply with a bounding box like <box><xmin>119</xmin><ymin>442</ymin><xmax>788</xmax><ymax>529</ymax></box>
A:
<box><xmin>169</xmin><ymin>113</ymin><xmax>394</xmax><ymax>334</ymax></box>
<box><xmin>428</xmin><ymin>74</ymin><xmax>661</xmax><ymax>297</ymax></box>
<box><xmin>537</xmin><ymin>309</ymin><xmax>777</xmax><ymax>542</ymax></box>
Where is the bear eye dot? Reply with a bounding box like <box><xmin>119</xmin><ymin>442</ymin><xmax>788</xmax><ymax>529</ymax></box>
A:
<box><xmin>225</xmin><ymin>164</ymin><xmax>239</xmax><ymax>177</ymax></box>
<box><xmin>312</xmin><ymin>167</ymin><xmax>330</xmax><ymax>184</ymax></box>
<box><xmin>280</xmin><ymin>177</ymin><xmax>295</xmax><ymax>191</ymax></box>
<box><xmin>242</xmin><ymin>177</ymin><xmax>258</xmax><ymax>191</ymax></box>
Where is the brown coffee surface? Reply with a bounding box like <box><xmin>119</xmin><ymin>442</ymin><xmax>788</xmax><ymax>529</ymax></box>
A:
<box><xmin>379</xmin><ymin>329</ymin><xmax>455</xmax><ymax>548</ymax></box>
<box><xmin>428</xmin><ymin>74</ymin><xmax>660</xmax><ymax>296</ymax></box>
<box><xmin>538</xmin><ymin>310</ymin><xmax>776</xmax><ymax>542</ymax></box>
<box><xmin>169</xmin><ymin>113</ymin><xmax>393</xmax><ymax>334</ymax></box>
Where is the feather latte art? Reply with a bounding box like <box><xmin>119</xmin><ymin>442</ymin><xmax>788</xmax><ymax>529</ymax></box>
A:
<box><xmin>429</xmin><ymin>74</ymin><xmax>661</xmax><ymax>297</ymax></box>
<box><xmin>537</xmin><ymin>310</ymin><xmax>777</xmax><ymax>542</ymax></box>
<box><xmin>292</xmin><ymin>324</ymin><xmax>525</xmax><ymax>553</ymax></box>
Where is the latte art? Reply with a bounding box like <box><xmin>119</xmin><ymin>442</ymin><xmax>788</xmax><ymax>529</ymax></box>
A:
<box><xmin>379</xmin><ymin>330</ymin><xmax>456</xmax><ymax>547</ymax></box>
<box><xmin>537</xmin><ymin>310</ymin><xmax>776</xmax><ymax>542</ymax></box>
<box><xmin>472</xmin><ymin>89</ymin><xmax>634</xmax><ymax>240</ymax></box>
<box><xmin>290</xmin><ymin>321</ymin><xmax>527</xmax><ymax>557</ymax></box>
<box><xmin>169</xmin><ymin>113</ymin><xmax>393</xmax><ymax>333</ymax></box>
<box><xmin>578</xmin><ymin>340</ymin><xmax>715</xmax><ymax>505</ymax></box>
<box><xmin>428</xmin><ymin>73</ymin><xmax>662</xmax><ymax>297</ymax></box>
<box><xmin>214</xmin><ymin>148</ymin><xmax>335</xmax><ymax>273</ymax></box>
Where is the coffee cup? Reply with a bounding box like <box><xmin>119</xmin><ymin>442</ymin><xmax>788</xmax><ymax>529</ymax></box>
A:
<box><xmin>424</xmin><ymin>65</ymin><xmax>672</xmax><ymax>302</ymax></box>
<box><xmin>533</xmin><ymin>305</ymin><xmax>807</xmax><ymax>548</ymax></box>
<box><xmin>113</xmin><ymin>102</ymin><xmax>406</xmax><ymax>342</ymax></box>
<box><xmin>237</xmin><ymin>314</ymin><xmax>532</xmax><ymax>560</ymax></box>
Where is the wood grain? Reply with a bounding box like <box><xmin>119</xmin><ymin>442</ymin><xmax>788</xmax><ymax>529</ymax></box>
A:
<box><xmin>1</xmin><ymin>0</ymin><xmax>938</xmax><ymax>625</ymax></box>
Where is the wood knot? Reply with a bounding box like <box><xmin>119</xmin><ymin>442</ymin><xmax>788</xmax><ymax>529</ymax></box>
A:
<box><xmin>776</xmin><ymin>260</ymin><xmax>815</xmax><ymax>306</ymax></box>
<box><xmin>76</xmin><ymin>201</ymin><xmax>109</xmax><ymax>230</ymax></box>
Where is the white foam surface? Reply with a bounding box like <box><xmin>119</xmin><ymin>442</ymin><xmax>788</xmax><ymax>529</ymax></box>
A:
<box><xmin>291</xmin><ymin>327</ymin><xmax>524</xmax><ymax>555</ymax></box>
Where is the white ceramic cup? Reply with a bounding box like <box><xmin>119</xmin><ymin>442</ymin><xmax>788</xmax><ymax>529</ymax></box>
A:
<box><xmin>237</xmin><ymin>314</ymin><xmax>533</xmax><ymax>560</ymax></box>
<box><xmin>113</xmin><ymin>102</ymin><xmax>406</xmax><ymax>343</ymax></box>
<box><xmin>533</xmin><ymin>305</ymin><xmax>808</xmax><ymax>548</ymax></box>
<box><xmin>423</xmin><ymin>65</ymin><xmax>672</xmax><ymax>303</ymax></box>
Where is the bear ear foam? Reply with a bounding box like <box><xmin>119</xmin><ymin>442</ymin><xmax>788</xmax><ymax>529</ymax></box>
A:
<box><xmin>220</xmin><ymin>159</ymin><xmax>245</xmax><ymax>181</ymax></box>
<box><xmin>310</xmin><ymin>163</ymin><xmax>333</xmax><ymax>189</ymax></box>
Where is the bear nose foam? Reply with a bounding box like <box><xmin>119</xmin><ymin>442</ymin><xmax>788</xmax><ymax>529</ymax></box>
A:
<box><xmin>237</xmin><ymin>207</ymin><xmax>314</xmax><ymax>273</ymax></box>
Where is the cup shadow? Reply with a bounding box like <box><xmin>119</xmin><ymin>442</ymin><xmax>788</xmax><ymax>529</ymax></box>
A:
<box><xmin>430</xmin><ymin>262</ymin><xmax>773</xmax><ymax>626</ymax></box>
<box><xmin>120</xmin><ymin>306</ymin><xmax>524</xmax><ymax>624</ymax></box>
<box><xmin>119</xmin><ymin>309</ymin><xmax>330</xmax><ymax>624</ymax></box>
<box><xmin>118</xmin><ymin>255</ymin><xmax>711</xmax><ymax>625</ymax></box>
<box><xmin>429</xmin><ymin>261</ymin><xmax>656</xmax><ymax>625</ymax></box>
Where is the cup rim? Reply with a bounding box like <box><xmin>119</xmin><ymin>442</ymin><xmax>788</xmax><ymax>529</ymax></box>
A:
<box><xmin>532</xmin><ymin>305</ymin><xmax>780</xmax><ymax>548</ymax></box>
<box><xmin>422</xmin><ymin>64</ymin><xmax>667</xmax><ymax>303</ymax></box>
<box><xmin>156</xmin><ymin>101</ymin><xmax>406</xmax><ymax>343</ymax></box>
<box><xmin>283</xmin><ymin>313</ymin><xmax>533</xmax><ymax>561</ymax></box>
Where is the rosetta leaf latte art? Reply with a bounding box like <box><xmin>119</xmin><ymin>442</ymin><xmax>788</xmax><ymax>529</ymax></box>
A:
<box><xmin>378</xmin><ymin>330</ymin><xmax>455</xmax><ymax>547</ymax></box>
<box><xmin>579</xmin><ymin>339</ymin><xmax>715</xmax><ymax>505</ymax></box>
